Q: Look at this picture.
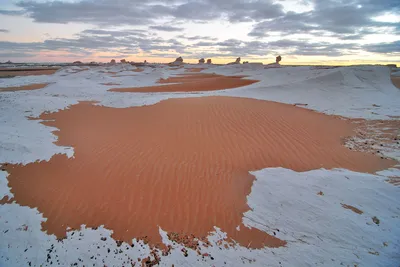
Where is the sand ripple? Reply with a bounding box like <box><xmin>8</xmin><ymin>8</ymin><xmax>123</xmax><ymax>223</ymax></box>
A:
<box><xmin>2</xmin><ymin>97</ymin><xmax>395</xmax><ymax>248</ymax></box>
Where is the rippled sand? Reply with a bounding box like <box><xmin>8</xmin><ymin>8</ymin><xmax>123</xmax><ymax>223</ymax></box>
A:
<box><xmin>3</xmin><ymin>96</ymin><xmax>394</xmax><ymax>248</ymax></box>
<box><xmin>109</xmin><ymin>73</ymin><xmax>258</xmax><ymax>93</ymax></box>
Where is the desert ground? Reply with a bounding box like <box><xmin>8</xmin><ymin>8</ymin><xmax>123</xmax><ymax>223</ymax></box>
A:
<box><xmin>0</xmin><ymin>63</ymin><xmax>399</xmax><ymax>266</ymax></box>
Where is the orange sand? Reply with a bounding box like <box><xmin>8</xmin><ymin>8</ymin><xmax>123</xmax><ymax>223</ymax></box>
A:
<box><xmin>0</xmin><ymin>68</ymin><xmax>58</xmax><ymax>78</ymax></box>
<box><xmin>109</xmin><ymin>74</ymin><xmax>258</xmax><ymax>93</ymax></box>
<box><xmin>391</xmin><ymin>76</ymin><xmax>400</xmax><ymax>89</ymax></box>
<box><xmin>2</xmin><ymin>96</ymin><xmax>395</xmax><ymax>249</ymax></box>
<box><xmin>0</xmin><ymin>83</ymin><xmax>49</xmax><ymax>92</ymax></box>
<box><xmin>132</xmin><ymin>68</ymin><xmax>144</xmax><ymax>72</ymax></box>
<box><xmin>185</xmin><ymin>68</ymin><xmax>206</xmax><ymax>73</ymax></box>
<box><xmin>341</xmin><ymin>204</ymin><xmax>363</xmax><ymax>214</ymax></box>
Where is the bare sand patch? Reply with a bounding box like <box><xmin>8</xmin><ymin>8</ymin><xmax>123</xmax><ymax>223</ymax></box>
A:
<box><xmin>341</xmin><ymin>204</ymin><xmax>363</xmax><ymax>214</ymax></box>
<box><xmin>109</xmin><ymin>73</ymin><xmax>258</xmax><ymax>93</ymax></box>
<box><xmin>132</xmin><ymin>68</ymin><xmax>144</xmax><ymax>72</ymax></box>
<box><xmin>391</xmin><ymin>76</ymin><xmax>400</xmax><ymax>89</ymax></box>
<box><xmin>2</xmin><ymin>96</ymin><xmax>395</xmax><ymax>249</ymax></box>
<box><xmin>0</xmin><ymin>83</ymin><xmax>49</xmax><ymax>92</ymax></box>
<box><xmin>0</xmin><ymin>68</ymin><xmax>58</xmax><ymax>78</ymax></box>
<box><xmin>185</xmin><ymin>68</ymin><xmax>206</xmax><ymax>73</ymax></box>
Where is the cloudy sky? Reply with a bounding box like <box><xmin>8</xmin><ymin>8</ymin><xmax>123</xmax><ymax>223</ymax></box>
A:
<box><xmin>0</xmin><ymin>0</ymin><xmax>399</xmax><ymax>64</ymax></box>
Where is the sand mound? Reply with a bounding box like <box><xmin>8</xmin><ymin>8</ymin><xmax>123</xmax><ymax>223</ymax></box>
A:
<box><xmin>0</xmin><ymin>83</ymin><xmax>49</xmax><ymax>92</ymax></box>
<box><xmin>109</xmin><ymin>73</ymin><xmax>258</xmax><ymax>93</ymax></box>
<box><xmin>2</xmin><ymin>97</ymin><xmax>395</xmax><ymax>249</ymax></box>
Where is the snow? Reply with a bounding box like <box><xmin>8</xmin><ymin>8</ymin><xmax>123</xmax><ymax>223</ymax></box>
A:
<box><xmin>0</xmin><ymin>64</ymin><xmax>399</xmax><ymax>266</ymax></box>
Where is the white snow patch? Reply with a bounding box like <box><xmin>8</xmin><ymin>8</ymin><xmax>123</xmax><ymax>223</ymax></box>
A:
<box><xmin>0</xmin><ymin>64</ymin><xmax>399</xmax><ymax>266</ymax></box>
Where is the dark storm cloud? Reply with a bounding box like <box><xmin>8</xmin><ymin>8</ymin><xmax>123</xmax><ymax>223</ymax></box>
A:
<box><xmin>0</xmin><ymin>29</ymin><xmax>9</xmax><ymax>33</ymax></box>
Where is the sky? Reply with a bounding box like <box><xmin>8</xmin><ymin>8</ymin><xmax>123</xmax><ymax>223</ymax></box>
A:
<box><xmin>0</xmin><ymin>0</ymin><xmax>399</xmax><ymax>65</ymax></box>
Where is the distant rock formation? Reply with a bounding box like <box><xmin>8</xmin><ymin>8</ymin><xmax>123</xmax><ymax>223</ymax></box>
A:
<box><xmin>144</xmin><ymin>60</ymin><xmax>147</xmax><ymax>64</ymax></box>
<box><xmin>73</xmin><ymin>61</ymin><xmax>83</xmax><ymax>64</ymax></box>
<box><xmin>120</xmin><ymin>59</ymin><xmax>127</xmax><ymax>63</ymax></box>
<box><xmin>169</xmin><ymin>56</ymin><xmax>184</xmax><ymax>66</ymax></box>
<box><xmin>207</xmin><ymin>59</ymin><xmax>212</xmax><ymax>64</ymax></box>
<box><xmin>199</xmin><ymin>58</ymin><xmax>205</xmax><ymax>64</ymax></box>
<box><xmin>227</xmin><ymin>57</ymin><xmax>241</xmax><ymax>65</ymax></box>
<box><xmin>243</xmin><ymin>61</ymin><xmax>249</xmax><ymax>64</ymax></box>
<box><xmin>110</xmin><ymin>59</ymin><xmax>116</xmax><ymax>64</ymax></box>
<box><xmin>5</xmin><ymin>60</ymin><xmax>12</xmax><ymax>64</ymax></box>
<box><xmin>265</xmin><ymin>55</ymin><xmax>282</xmax><ymax>69</ymax></box>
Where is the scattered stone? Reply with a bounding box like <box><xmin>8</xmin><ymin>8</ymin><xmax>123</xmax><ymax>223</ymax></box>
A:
<box><xmin>198</xmin><ymin>58</ymin><xmax>205</xmax><ymax>64</ymax></box>
<box><xmin>317</xmin><ymin>191</ymin><xmax>324</xmax><ymax>196</ymax></box>
<box><xmin>368</xmin><ymin>250</ymin><xmax>379</xmax><ymax>256</ymax></box>
<box><xmin>372</xmin><ymin>216</ymin><xmax>380</xmax><ymax>225</ymax></box>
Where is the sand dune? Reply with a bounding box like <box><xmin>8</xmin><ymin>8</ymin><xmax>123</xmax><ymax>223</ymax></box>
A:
<box><xmin>0</xmin><ymin>83</ymin><xmax>49</xmax><ymax>92</ymax></box>
<box><xmin>109</xmin><ymin>73</ymin><xmax>258</xmax><ymax>93</ymax></box>
<box><xmin>3</xmin><ymin>96</ymin><xmax>395</xmax><ymax>249</ymax></box>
